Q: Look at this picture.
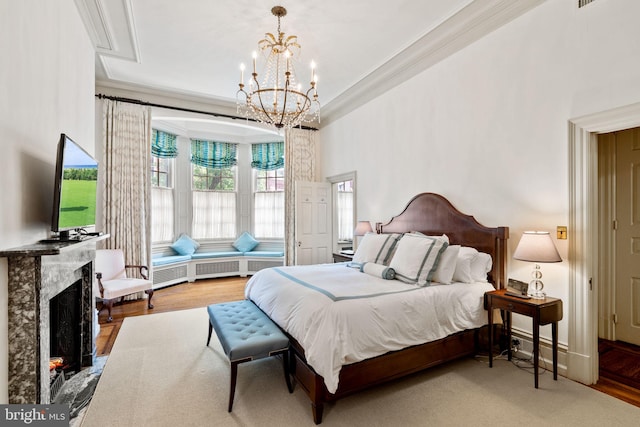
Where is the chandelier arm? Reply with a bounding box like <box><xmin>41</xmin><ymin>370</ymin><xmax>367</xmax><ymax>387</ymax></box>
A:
<box><xmin>254</xmin><ymin>90</ymin><xmax>271</xmax><ymax>123</ymax></box>
<box><xmin>278</xmin><ymin>76</ymin><xmax>291</xmax><ymax>127</ymax></box>
<box><xmin>301</xmin><ymin>87</ymin><xmax>315</xmax><ymax>111</ymax></box>
<box><xmin>252</xmin><ymin>78</ymin><xmax>275</xmax><ymax>124</ymax></box>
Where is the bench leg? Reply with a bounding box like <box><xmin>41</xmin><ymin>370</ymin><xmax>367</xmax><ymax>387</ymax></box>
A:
<box><xmin>206</xmin><ymin>322</ymin><xmax>213</xmax><ymax>346</ymax></box>
<box><xmin>229</xmin><ymin>361</ymin><xmax>239</xmax><ymax>412</ymax></box>
<box><xmin>283</xmin><ymin>350</ymin><xmax>293</xmax><ymax>393</ymax></box>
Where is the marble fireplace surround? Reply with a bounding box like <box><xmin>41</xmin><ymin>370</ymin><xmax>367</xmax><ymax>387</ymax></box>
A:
<box><xmin>0</xmin><ymin>236</ymin><xmax>106</xmax><ymax>403</ymax></box>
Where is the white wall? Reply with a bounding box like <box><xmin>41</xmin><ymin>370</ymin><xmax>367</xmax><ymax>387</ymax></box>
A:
<box><xmin>0</xmin><ymin>0</ymin><xmax>95</xmax><ymax>403</ymax></box>
<box><xmin>320</xmin><ymin>0</ymin><xmax>640</xmax><ymax>346</ymax></box>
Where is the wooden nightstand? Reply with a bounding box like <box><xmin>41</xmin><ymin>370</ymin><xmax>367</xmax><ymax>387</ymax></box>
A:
<box><xmin>332</xmin><ymin>252</ymin><xmax>353</xmax><ymax>263</ymax></box>
<box><xmin>484</xmin><ymin>289</ymin><xmax>563</xmax><ymax>388</ymax></box>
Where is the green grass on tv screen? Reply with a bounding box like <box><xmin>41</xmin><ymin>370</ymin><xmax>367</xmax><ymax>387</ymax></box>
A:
<box><xmin>59</xmin><ymin>178</ymin><xmax>97</xmax><ymax>229</ymax></box>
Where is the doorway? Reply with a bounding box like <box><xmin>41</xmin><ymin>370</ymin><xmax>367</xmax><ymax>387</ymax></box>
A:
<box><xmin>597</xmin><ymin>127</ymin><xmax>640</xmax><ymax>347</ymax></box>
<box><xmin>568</xmin><ymin>102</ymin><xmax>640</xmax><ymax>386</ymax></box>
<box><xmin>595</xmin><ymin>127</ymin><xmax>640</xmax><ymax>401</ymax></box>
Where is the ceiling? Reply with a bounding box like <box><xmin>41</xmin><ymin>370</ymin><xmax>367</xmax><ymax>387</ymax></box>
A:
<box><xmin>77</xmin><ymin>0</ymin><xmax>543</xmax><ymax>138</ymax></box>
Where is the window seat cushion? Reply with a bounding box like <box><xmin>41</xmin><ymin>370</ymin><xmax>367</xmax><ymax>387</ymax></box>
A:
<box><xmin>151</xmin><ymin>254</ymin><xmax>192</xmax><ymax>266</ymax></box>
<box><xmin>190</xmin><ymin>251</ymin><xmax>244</xmax><ymax>259</ymax></box>
<box><xmin>244</xmin><ymin>251</ymin><xmax>284</xmax><ymax>258</ymax></box>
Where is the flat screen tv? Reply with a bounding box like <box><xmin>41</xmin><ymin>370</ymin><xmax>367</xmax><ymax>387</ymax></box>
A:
<box><xmin>50</xmin><ymin>133</ymin><xmax>99</xmax><ymax>241</ymax></box>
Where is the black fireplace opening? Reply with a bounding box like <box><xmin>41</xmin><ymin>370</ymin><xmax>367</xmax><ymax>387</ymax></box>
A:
<box><xmin>49</xmin><ymin>279</ymin><xmax>83</xmax><ymax>381</ymax></box>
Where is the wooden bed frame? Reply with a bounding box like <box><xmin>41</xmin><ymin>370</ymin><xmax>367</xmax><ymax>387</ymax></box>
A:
<box><xmin>288</xmin><ymin>193</ymin><xmax>509</xmax><ymax>424</ymax></box>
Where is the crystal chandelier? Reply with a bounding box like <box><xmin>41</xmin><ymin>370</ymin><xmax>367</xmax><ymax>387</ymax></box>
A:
<box><xmin>236</xmin><ymin>6</ymin><xmax>320</xmax><ymax>129</ymax></box>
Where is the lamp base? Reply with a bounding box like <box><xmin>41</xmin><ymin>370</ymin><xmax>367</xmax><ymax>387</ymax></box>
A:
<box><xmin>529</xmin><ymin>274</ymin><xmax>546</xmax><ymax>299</ymax></box>
<box><xmin>529</xmin><ymin>290</ymin><xmax>546</xmax><ymax>300</ymax></box>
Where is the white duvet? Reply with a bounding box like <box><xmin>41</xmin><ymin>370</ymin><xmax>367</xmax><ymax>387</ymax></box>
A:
<box><xmin>244</xmin><ymin>263</ymin><xmax>494</xmax><ymax>393</ymax></box>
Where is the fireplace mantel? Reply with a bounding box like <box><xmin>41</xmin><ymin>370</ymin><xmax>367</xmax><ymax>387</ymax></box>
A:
<box><xmin>1</xmin><ymin>235</ymin><xmax>108</xmax><ymax>403</ymax></box>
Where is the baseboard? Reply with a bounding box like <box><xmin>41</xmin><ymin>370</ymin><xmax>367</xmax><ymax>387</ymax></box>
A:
<box><xmin>510</xmin><ymin>329</ymin><xmax>568</xmax><ymax>378</ymax></box>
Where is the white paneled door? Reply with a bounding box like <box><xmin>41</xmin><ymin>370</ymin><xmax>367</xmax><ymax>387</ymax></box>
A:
<box><xmin>295</xmin><ymin>181</ymin><xmax>332</xmax><ymax>265</ymax></box>
<box><xmin>615</xmin><ymin>127</ymin><xmax>640</xmax><ymax>346</ymax></box>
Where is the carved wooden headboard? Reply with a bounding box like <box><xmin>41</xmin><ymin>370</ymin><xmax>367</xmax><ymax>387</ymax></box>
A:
<box><xmin>377</xmin><ymin>193</ymin><xmax>509</xmax><ymax>289</ymax></box>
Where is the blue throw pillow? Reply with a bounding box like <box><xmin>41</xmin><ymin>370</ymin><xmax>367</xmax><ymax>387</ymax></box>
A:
<box><xmin>233</xmin><ymin>232</ymin><xmax>259</xmax><ymax>253</ymax></box>
<box><xmin>171</xmin><ymin>234</ymin><xmax>200</xmax><ymax>255</ymax></box>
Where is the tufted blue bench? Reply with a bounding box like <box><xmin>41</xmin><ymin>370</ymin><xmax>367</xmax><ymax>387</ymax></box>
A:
<box><xmin>206</xmin><ymin>300</ymin><xmax>293</xmax><ymax>412</ymax></box>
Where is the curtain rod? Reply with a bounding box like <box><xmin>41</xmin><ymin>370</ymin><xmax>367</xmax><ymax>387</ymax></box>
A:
<box><xmin>95</xmin><ymin>93</ymin><xmax>318</xmax><ymax>131</ymax></box>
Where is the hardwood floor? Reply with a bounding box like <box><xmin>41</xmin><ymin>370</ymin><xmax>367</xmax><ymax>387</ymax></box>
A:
<box><xmin>590</xmin><ymin>339</ymin><xmax>640</xmax><ymax>408</ymax></box>
<box><xmin>95</xmin><ymin>277</ymin><xmax>247</xmax><ymax>355</ymax></box>
<box><xmin>95</xmin><ymin>277</ymin><xmax>640</xmax><ymax>408</ymax></box>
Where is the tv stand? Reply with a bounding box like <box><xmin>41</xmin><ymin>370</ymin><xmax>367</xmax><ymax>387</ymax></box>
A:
<box><xmin>58</xmin><ymin>230</ymin><xmax>72</xmax><ymax>241</ymax></box>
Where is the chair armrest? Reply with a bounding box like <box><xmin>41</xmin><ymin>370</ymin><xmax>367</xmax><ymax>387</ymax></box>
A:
<box><xmin>125</xmin><ymin>264</ymin><xmax>149</xmax><ymax>280</ymax></box>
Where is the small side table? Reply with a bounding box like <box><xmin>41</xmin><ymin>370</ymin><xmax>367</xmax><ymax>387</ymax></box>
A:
<box><xmin>484</xmin><ymin>289</ymin><xmax>563</xmax><ymax>388</ymax></box>
<box><xmin>332</xmin><ymin>252</ymin><xmax>353</xmax><ymax>263</ymax></box>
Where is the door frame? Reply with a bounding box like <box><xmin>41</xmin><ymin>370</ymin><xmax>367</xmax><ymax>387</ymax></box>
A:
<box><xmin>568</xmin><ymin>101</ymin><xmax>640</xmax><ymax>385</ymax></box>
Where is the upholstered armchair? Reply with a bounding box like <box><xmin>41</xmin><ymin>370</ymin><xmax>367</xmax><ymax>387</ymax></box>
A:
<box><xmin>95</xmin><ymin>249</ymin><xmax>154</xmax><ymax>322</ymax></box>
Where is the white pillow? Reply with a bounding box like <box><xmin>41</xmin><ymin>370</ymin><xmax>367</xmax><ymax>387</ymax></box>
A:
<box><xmin>432</xmin><ymin>245</ymin><xmax>460</xmax><ymax>284</ymax></box>
<box><xmin>452</xmin><ymin>246</ymin><xmax>479</xmax><ymax>283</ymax></box>
<box><xmin>389</xmin><ymin>233</ymin><xmax>449</xmax><ymax>286</ymax></box>
<box><xmin>409</xmin><ymin>231</ymin><xmax>450</xmax><ymax>244</ymax></box>
<box><xmin>352</xmin><ymin>233</ymin><xmax>402</xmax><ymax>265</ymax></box>
<box><xmin>470</xmin><ymin>252</ymin><xmax>492</xmax><ymax>282</ymax></box>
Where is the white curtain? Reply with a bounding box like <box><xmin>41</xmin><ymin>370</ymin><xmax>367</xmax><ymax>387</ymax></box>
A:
<box><xmin>151</xmin><ymin>187</ymin><xmax>174</xmax><ymax>243</ymax></box>
<box><xmin>284</xmin><ymin>128</ymin><xmax>318</xmax><ymax>265</ymax></box>
<box><xmin>192</xmin><ymin>191</ymin><xmax>236</xmax><ymax>239</ymax></box>
<box><xmin>336</xmin><ymin>191</ymin><xmax>354</xmax><ymax>242</ymax></box>
<box><xmin>101</xmin><ymin>100</ymin><xmax>152</xmax><ymax>295</ymax></box>
<box><xmin>254</xmin><ymin>192</ymin><xmax>284</xmax><ymax>238</ymax></box>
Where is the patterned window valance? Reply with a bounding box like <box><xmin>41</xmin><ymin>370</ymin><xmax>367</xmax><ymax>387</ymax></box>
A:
<box><xmin>190</xmin><ymin>140</ymin><xmax>238</xmax><ymax>169</ymax></box>
<box><xmin>251</xmin><ymin>142</ymin><xmax>285</xmax><ymax>171</ymax></box>
<box><xmin>151</xmin><ymin>129</ymin><xmax>178</xmax><ymax>158</ymax></box>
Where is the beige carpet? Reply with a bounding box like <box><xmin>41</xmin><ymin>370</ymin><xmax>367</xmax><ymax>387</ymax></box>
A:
<box><xmin>81</xmin><ymin>308</ymin><xmax>640</xmax><ymax>426</ymax></box>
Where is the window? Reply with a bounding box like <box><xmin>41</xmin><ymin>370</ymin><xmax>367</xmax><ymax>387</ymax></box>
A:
<box><xmin>251</xmin><ymin>142</ymin><xmax>284</xmax><ymax>238</ymax></box>
<box><xmin>150</xmin><ymin>129</ymin><xmax>177</xmax><ymax>243</ymax></box>
<box><xmin>151</xmin><ymin>156</ymin><xmax>172</xmax><ymax>187</ymax></box>
<box><xmin>191</xmin><ymin>140</ymin><xmax>238</xmax><ymax>239</ymax></box>
<box><xmin>255</xmin><ymin>167</ymin><xmax>284</xmax><ymax>192</ymax></box>
<box><xmin>192</xmin><ymin>165</ymin><xmax>236</xmax><ymax>191</ymax></box>
<box><xmin>254</xmin><ymin>168</ymin><xmax>284</xmax><ymax>238</ymax></box>
<box><xmin>336</xmin><ymin>180</ymin><xmax>354</xmax><ymax>242</ymax></box>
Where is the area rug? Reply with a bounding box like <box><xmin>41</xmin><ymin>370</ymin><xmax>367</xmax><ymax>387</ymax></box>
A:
<box><xmin>81</xmin><ymin>308</ymin><xmax>640</xmax><ymax>426</ymax></box>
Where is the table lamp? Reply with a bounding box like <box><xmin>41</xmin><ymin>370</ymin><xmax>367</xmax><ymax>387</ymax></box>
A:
<box><xmin>513</xmin><ymin>231</ymin><xmax>562</xmax><ymax>299</ymax></box>
<box><xmin>354</xmin><ymin>221</ymin><xmax>373</xmax><ymax>236</ymax></box>
<box><xmin>353</xmin><ymin>221</ymin><xmax>373</xmax><ymax>250</ymax></box>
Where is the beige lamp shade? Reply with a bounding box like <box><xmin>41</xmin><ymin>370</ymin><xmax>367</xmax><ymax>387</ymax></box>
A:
<box><xmin>513</xmin><ymin>231</ymin><xmax>562</xmax><ymax>263</ymax></box>
<box><xmin>354</xmin><ymin>221</ymin><xmax>373</xmax><ymax>236</ymax></box>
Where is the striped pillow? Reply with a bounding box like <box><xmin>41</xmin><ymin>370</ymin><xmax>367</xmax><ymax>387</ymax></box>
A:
<box><xmin>389</xmin><ymin>233</ymin><xmax>449</xmax><ymax>286</ymax></box>
<box><xmin>353</xmin><ymin>233</ymin><xmax>402</xmax><ymax>266</ymax></box>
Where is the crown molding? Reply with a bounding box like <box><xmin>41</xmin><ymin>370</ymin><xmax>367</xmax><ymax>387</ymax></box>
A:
<box><xmin>75</xmin><ymin>0</ymin><xmax>140</xmax><ymax>61</ymax></box>
<box><xmin>321</xmin><ymin>0</ymin><xmax>547</xmax><ymax>126</ymax></box>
